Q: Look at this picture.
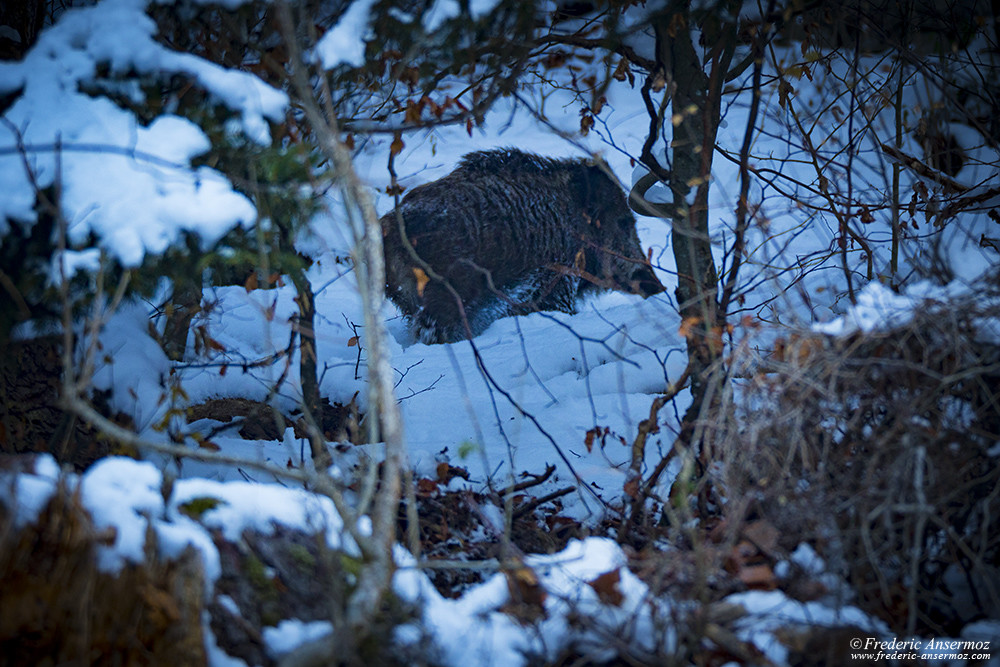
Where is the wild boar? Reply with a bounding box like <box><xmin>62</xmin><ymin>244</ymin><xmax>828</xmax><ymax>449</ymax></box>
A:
<box><xmin>382</xmin><ymin>149</ymin><xmax>664</xmax><ymax>343</ymax></box>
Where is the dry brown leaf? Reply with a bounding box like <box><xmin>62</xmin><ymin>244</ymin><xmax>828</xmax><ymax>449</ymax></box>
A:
<box><xmin>742</xmin><ymin>520</ymin><xmax>780</xmax><ymax>557</ymax></box>
<box><xmin>678</xmin><ymin>316</ymin><xmax>702</xmax><ymax>339</ymax></box>
<box><xmin>417</xmin><ymin>478</ymin><xmax>438</xmax><ymax>496</ymax></box>
<box><xmin>205</xmin><ymin>336</ymin><xmax>225</xmax><ymax>352</ymax></box>
<box><xmin>501</xmin><ymin>562</ymin><xmax>548</xmax><ymax>623</ymax></box>
<box><xmin>738</xmin><ymin>564</ymin><xmax>777</xmax><ymax>589</ymax></box>
<box><xmin>435</xmin><ymin>462</ymin><xmax>471</xmax><ymax>484</ymax></box>
<box><xmin>726</xmin><ymin>540</ymin><xmax>758</xmax><ymax>572</ymax></box>
<box><xmin>413</xmin><ymin>267</ymin><xmax>429</xmax><ymax>297</ymax></box>
<box><xmin>390</xmin><ymin>132</ymin><xmax>405</xmax><ymax>157</ymax></box>
<box><xmin>587</xmin><ymin>569</ymin><xmax>625</xmax><ymax>607</ymax></box>
<box><xmin>612</xmin><ymin>57</ymin><xmax>629</xmax><ymax>82</ymax></box>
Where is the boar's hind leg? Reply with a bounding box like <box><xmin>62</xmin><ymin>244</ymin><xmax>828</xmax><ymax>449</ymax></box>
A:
<box><xmin>414</xmin><ymin>281</ymin><xmax>524</xmax><ymax>343</ymax></box>
<box><xmin>412</xmin><ymin>281</ymin><xmax>485</xmax><ymax>343</ymax></box>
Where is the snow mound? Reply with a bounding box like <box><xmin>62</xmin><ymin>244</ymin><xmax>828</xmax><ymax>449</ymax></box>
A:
<box><xmin>0</xmin><ymin>0</ymin><xmax>287</xmax><ymax>266</ymax></box>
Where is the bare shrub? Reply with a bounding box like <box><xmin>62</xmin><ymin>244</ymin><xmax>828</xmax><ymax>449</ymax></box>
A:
<box><xmin>0</xmin><ymin>467</ymin><xmax>206</xmax><ymax>665</ymax></box>
<box><xmin>716</xmin><ymin>281</ymin><xmax>1000</xmax><ymax>635</ymax></box>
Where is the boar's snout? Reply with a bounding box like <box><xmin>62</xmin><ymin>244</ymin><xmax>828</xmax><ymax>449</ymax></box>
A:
<box><xmin>629</xmin><ymin>264</ymin><xmax>665</xmax><ymax>298</ymax></box>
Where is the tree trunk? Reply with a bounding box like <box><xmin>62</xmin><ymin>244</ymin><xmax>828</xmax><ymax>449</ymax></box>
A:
<box><xmin>648</xmin><ymin>2</ymin><xmax>736</xmax><ymax>419</ymax></box>
<box><xmin>290</xmin><ymin>268</ymin><xmax>330</xmax><ymax>470</ymax></box>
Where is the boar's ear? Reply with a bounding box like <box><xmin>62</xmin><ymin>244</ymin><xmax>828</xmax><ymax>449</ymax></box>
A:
<box><xmin>574</xmin><ymin>159</ymin><xmax>617</xmax><ymax>207</ymax></box>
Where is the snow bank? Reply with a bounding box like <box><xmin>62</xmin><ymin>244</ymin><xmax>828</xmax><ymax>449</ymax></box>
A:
<box><xmin>10</xmin><ymin>455</ymin><xmax>931</xmax><ymax>667</ymax></box>
<box><xmin>394</xmin><ymin>537</ymin><xmax>676</xmax><ymax>666</ymax></box>
<box><xmin>3</xmin><ymin>457</ymin><xmax>678</xmax><ymax>666</ymax></box>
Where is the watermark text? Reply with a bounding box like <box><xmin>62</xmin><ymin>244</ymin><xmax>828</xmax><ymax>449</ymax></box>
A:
<box><xmin>849</xmin><ymin>637</ymin><xmax>993</xmax><ymax>662</ymax></box>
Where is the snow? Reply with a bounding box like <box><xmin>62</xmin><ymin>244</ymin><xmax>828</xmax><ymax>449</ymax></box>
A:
<box><xmin>50</xmin><ymin>248</ymin><xmax>102</xmax><ymax>285</ymax></box>
<box><xmin>263</xmin><ymin>619</ymin><xmax>334</xmax><ymax>659</ymax></box>
<box><xmin>727</xmin><ymin>590</ymin><xmax>890</xmax><ymax>666</ymax></box>
<box><xmin>422</xmin><ymin>0</ymin><xmax>463</xmax><ymax>31</ymax></box>
<box><xmin>79</xmin><ymin>457</ymin><xmax>164</xmax><ymax>570</ymax></box>
<box><xmin>314</xmin><ymin>0</ymin><xmax>378</xmax><ymax>69</ymax></box>
<box><xmin>2</xmin><ymin>0</ymin><xmax>999</xmax><ymax>664</ymax></box>
<box><xmin>812</xmin><ymin>281</ymin><xmax>968</xmax><ymax>336</ymax></box>
<box><xmin>168</xmin><ymin>476</ymin><xmax>347</xmax><ymax>547</ymax></box>
<box><xmin>17</xmin><ymin>451</ymin><xmax>907</xmax><ymax>667</ymax></box>
<box><xmin>0</xmin><ymin>0</ymin><xmax>286</xmax><ymax>265</ymax></box>
<box><xmin>0</xmin><ymin>453</ymin><xmax>61</xmax><ymax>528</ymax></box>
<box><xmin>6</xmin><ymin>457</ymin><xmax>677</xmax><ymax>667</ymax></box>
<box><xmin>422</xmin><ymin>0</ymin><xmax>502</xmax><ymax>32</ymax></box>
<box><xmin>774</xmin><ymin>543</ymin><xmax>857</xmax><ymax>606</ymax></box>
<box><xmin>89</xmin><ymin>301</ymin><xmax>175</xmax><ymax>432</ymax></box>
<box><xmin>394</xmin><ymin>537</ymin><xmax>677</xmax><ymax>667</ymax></box>
<box><xmin>118</xmin><ymin>235</ymin><xmax>683</xmax><ymax>517</ymax></box>
<box><xmin>204</xmin><ymin>618</ymin><xmax>251</xmax><ymax>667</ymax></box>
<box><xmin>788</xmin><ymin>542</ymin><xmax>825</xmax><ymax>575</ymax></box>
<box><xmin>962</xmin><ymin>620</ymin><xmax>1000</xmax><ymax>653</ymax></box>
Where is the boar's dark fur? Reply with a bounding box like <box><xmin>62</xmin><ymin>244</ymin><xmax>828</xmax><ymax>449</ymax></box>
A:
<box><xmin>382</xmin><ymin>149</ymin><xmax>664</xmax><ymax>343</ymax></box>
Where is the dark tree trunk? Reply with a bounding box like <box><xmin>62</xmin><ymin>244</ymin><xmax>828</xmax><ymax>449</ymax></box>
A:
<box><xmin>290</xmin><ymin>268</ymin><xmax>330</xmax><ymax>470</ymax></box>
<box><xmin>162</xmin><ymin>279</ymin><xmax>202</xmax><ymax>362</ymax></box>
<box><xmin>646</xmin><ymin>2</ymin><xmax>737</xmax><ymax>420</ymax></box>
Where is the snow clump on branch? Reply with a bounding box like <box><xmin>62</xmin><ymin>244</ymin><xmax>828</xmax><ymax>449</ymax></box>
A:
<box><xmin>0</xmin><ymin>0</ymin><xmax>287</xmax><ymax>267</ymax></box>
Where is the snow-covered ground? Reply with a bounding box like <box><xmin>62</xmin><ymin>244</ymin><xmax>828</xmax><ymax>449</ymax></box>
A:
<box><xmin>2</xmin><ymin>0</ymin><xmax>999</xmax><ymax>664</ymax></box>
